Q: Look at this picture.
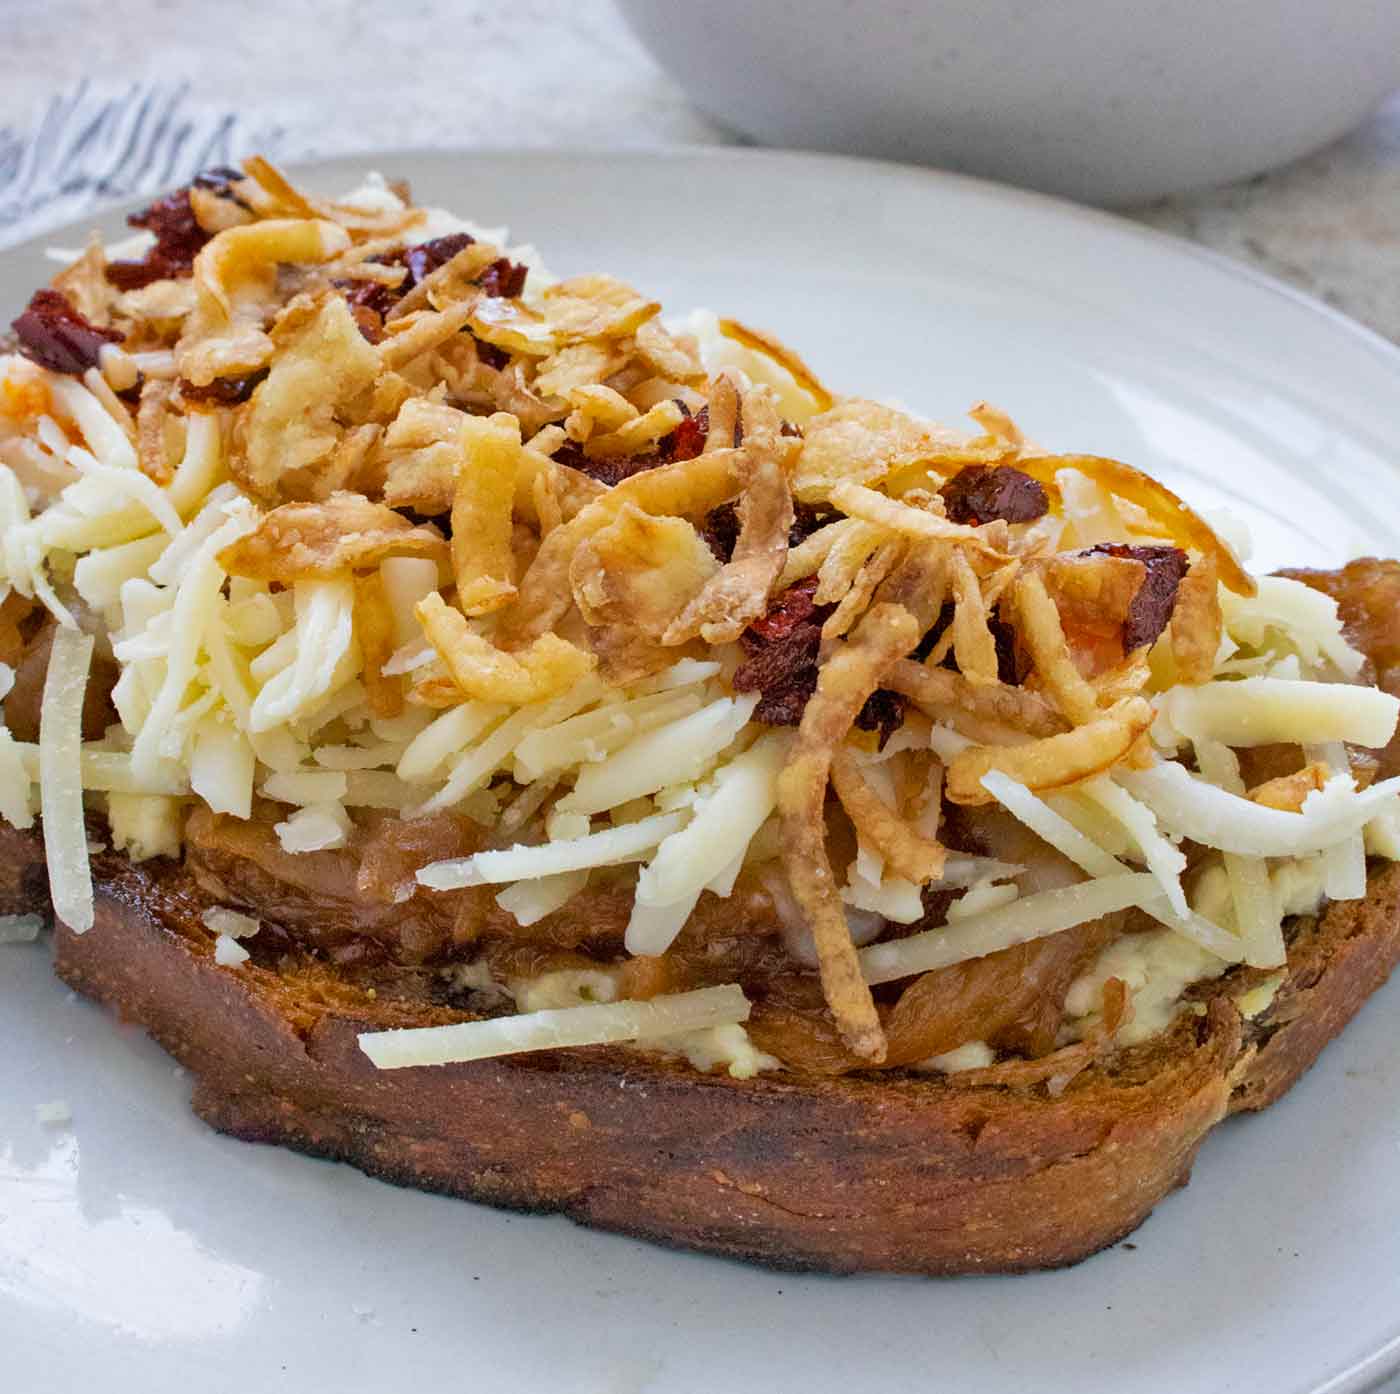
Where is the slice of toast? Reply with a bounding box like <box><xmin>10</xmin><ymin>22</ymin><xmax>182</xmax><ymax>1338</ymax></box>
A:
<box><xmin>6</xmin><ymin>819</ymin><xmax>1397</xmax><ymax>1275</ymax></box>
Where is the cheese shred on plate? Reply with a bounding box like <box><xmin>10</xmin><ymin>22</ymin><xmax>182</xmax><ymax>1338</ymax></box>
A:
<box><xmin>5</xmin><ymin>156</ymin><xmax>1400</xmax><ymax>1078</ymax></box>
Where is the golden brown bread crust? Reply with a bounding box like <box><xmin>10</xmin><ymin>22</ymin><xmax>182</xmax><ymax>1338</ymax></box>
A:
<box><xmin>5</xmin><ymin>820</ymin><xmax>1400</xmax><ymax>1275</ymax></box>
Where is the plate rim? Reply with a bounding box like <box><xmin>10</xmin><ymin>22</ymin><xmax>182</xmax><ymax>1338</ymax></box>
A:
<box><xmin>5</xmin><ymin>140</ymin><xmax>1400</xmax><ymax>1394</ymax></box>
<box><xmin>11</xmin><ymin>140</ymin><xmax>1400</xmax><ymax>386</ymax></box>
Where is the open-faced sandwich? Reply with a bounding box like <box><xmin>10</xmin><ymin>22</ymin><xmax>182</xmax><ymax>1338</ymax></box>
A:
<box><xmin>3</xmin><ymin>159</ymin><xmax>1399</xmax><ymax>1274</ymax></box>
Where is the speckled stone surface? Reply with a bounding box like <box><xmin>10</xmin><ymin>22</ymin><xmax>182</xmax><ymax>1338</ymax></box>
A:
<box><xmin>4</xmin><ymin>0</ymin><xmax>1398</xmax><ymax>346</ymax></box>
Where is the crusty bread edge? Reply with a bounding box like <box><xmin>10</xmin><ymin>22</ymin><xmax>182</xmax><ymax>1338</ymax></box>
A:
<box><xmin>5</xmin><ymin>822</ymin><xmax>1399</xmax><ymax>1275</ymax></box>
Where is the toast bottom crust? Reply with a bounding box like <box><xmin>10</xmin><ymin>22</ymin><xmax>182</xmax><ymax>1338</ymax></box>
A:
<box><xmin>7</xmin><ymin>823</ymin><xmax>1400</xmax><ymax>1275</ymax></box>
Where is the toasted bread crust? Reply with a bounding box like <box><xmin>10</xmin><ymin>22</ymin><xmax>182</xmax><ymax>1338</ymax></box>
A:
<box><xmin>5</xmin><ymin>822</ymin><xmax>1399</xmax><ymax>1274</ymax></box>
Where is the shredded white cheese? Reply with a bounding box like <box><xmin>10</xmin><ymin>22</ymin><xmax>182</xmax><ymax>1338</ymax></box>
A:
<box><xmin>914</xmin><ymin>1041</ymin><xmax>995</xmax><ymax>1074</ymax></box>
<box><xmin>202</xmin><ymin>907</ymin><xmax>260</xmax><ymax>939</ymax></box>
<box><xmin>39</xmin><ymin>625</ymin><xmax>95</xmax><ymax>933</ymax></box>
<box><xmin>213</xmin><ymin>933</ymin><xmax>251</xmax><ymax>967</ymax></box>
<box><xmin>1121</xmin><ymin>763</ymin><xmax>1400</xmax><ymax>859</ymax></box>
<box><xmin>1158</xmin><ymin>677</ymin><xmax>1399</xmax><ymax>750</ymax></box>
<box><xmin>358</xmin><ymin>984</ymin><xmax>751</xmax><ymax>1069</ymax></box>
<box><xmin>418</xmin><ymin>811</ymin><xmax>688</xmax><ymax>890</ymax></box>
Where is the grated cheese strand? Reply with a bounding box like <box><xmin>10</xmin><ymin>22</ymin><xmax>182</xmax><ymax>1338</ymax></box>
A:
<box><xmin>418</xmin><ymin>811</ymin><xmax>687</xmax><ymax>889</ymax></box>
<box><xmin>1121</xmin><ymin>762</ymin><xmax>1400</xmax><ymax>858</ymax></box>
<box><xmin>1193</xmin><ymin>739</ymin><xmax>1285</xmax><ymax>967</ymax></box>
<box><xmin>358</xmin><ymin>984</ymin><xmax>751</xmax><ymax>1068</ymax></box>
<box><xmin>39</xmin><ymin>626</ymin><xmax>96</xmax><ymax>933</ymax></box>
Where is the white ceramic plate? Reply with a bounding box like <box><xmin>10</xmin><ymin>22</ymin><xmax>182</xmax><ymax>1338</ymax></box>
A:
<box><xmin>4</xmin><ymin>149</ymin><xmax>1400</xmax><ymax>1394</ymax></box>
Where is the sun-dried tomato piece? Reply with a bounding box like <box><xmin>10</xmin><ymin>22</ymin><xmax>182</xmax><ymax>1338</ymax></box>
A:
<box><xmin>854</xmin><ymin>687</ymin><xmax>907</xmax><ymax>747</ymax></box>
<box><xmin>105</xmin><ymin>170</ymin><xmax>238</xmax><ymax>290</ymax></box>
<box><xmin>404</xmin><ymin>232</ymin><xmax>476</xmax><ymax>285</ymax></box>
<box><xmin>701</xmin><ymin>501</ymin><xmax>739</xmax><ymax>562</ymax></box>
<box><xmin>746</xmin><ymin>575</ymin><xmax>821</xmax><ymax>642</ymax></box>
<box><xmin>790</xmin><ymin>500</ymin><xmax>840</xmax><ymax>546</ymax></box>
<box><xmin>735</xmin><ymin>579</ymin><xmax>826</xmax><ymax>726</ymax></box>
<box><xmin>181</xmin><ymin>368</ymin><xmax>269</xmax><ymax>407</ymax></box>
<box><xmin>347</xmin><ymin>302</ymin><xmax>386</xmax><ymax>344</ymax></box>
<box><xmin>734</xmin><ymin>576</ymin><xmax>909</xmax><ymax>740</ymax></box>
<box><xmin>478</xmin><ymin>257</ymin><xmax>528</xmax><ymax>299</ymax></box>
<box><xmin>734</xmin><ymin>618</ymin><xmax>823</xmax><ymax>726</ymax></box>
<box><xmin>669</xmin><ymin>406</ymin><xmax>708</xmax><ymax>464</ymax></box>
<box><xmin>941</xmin><ymin>464</ymin><xmax>1048</xmax><ymax>526</ymax></box>
<box><xmin>475</xmin><ymin>338</ymin><xmax>510</xmax><ymax>370</ymax></box>
<box><xmin>1087</xmin><ymin>542</ymin><xmax>1189</xmax><ymax>651</ymax></box>
<box><xmin>549</xmin><ymin>438</ymin><xmax>658</xmax><ymax>489</ymax></box>
<box><xmin>914</xmin><ymin>599</ymin><xmax>1020</xmax><ymax>684</ymax></box>
<box><xmin>11</xmin><ymin>289</ymin><xmax>121</xmax><ymax>375</ymax></box>
<box><xmin>703</xmin><ymin>500</ymin><xmax>836</xmax><ymax>571</ymax></box>
<box><xmin>341</xmin><ymin>276</ymin><xmax>398</xmax><ymax>327</ymax></box>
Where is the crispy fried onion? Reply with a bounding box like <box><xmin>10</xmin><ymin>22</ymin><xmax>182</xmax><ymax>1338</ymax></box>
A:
<box><xmin>821</xmin><ymin>538</ymin><xmax>905</xmax><ymax>640</ymax></box>
<box><xmin>570</xmin><ymin>504</ymin><xmax>719</xmax><ymax>639</ymax></box>
<box><xmin>452</xmin><ymin>412</ymin><xmax>520</xmax><ymax>616</ymax></box>
<box><xmin>949</xmin><ymin>547</ymin><xmax>1001</xmax><ymax>685</ymax></box>
<box><xmin>777</xmin><ymin>600</ymin><xmax>922</xmax><ymax>1061</ymax></box>
<box><xmin>238</xmin><ymin>156</ymin><xmax>421</xmax><ymax>237</ymax></box>
<box><xmin>1013</xmin><ymin>568</ymin><xmax>1101</xmax><ymax>724</ymax></box>
<box><xmin>354</xmin><ymin>571</ymin><xmax>404</xmax><ymax>719</ymax></box>
<box><xmin>1041</xmin><ymin>550</ymin><xmax>1145</xmax><ymax>633</ymax></box>
<box><xmin>135</xmin><ymin>377</ymin><xmax>176</xmax><ymax>485</ymax></box>
<box><xmin>217</xmin><ymin>491</ymin><xmax>447</xmax><ymax>580</ymax></box>
<box><xmin>830</xmin><ymin>746</ymin><xmax>946</xmax><ymax>883</ymax></box>
<box><xmin>634</xmin><ymin>318</ymin><xmax>706</xmax><ymax>384</ymax></box>
<box><xmin>944</xmin><ymin>697</ymin><xmax>1155</xmax><ymax>805</ymax></box>
<box><xmin>884</xmin><ymin>658</ymin><xmax>1065</xmax><ymax>740</ymax></box>
<box><xmin>533</xmin><ymin>342</ymin><xmax>630</xmax><ymax>399</ymax></box>
<box><xmin>504</xmin><ymin>446</ymin><xmax>742</xmax><ymax>646</ymax></box>
<box><xmin>539</xmin><ymin>274</ymin><xmax>660</xmax><ymax>341</ymax></box>
<box><xmin>663</xmin><ymin>408</ymin><xmax>796</xmax><ymax>643</ymax></box>
<box><xmin>416</xmin><ymin>591</ymin><xmax>595</xmax><ymax>703</ymax></box>
<box><xmin>582</xmin><ymin>399</ymin><xmax>686</xmax><ymax>459</ymax></box>
<box><xmin>1014</xmin><ymin>455</ymin><xmax>1255</xmax><ymax>597</ymax></box>
<box><xmin>379</xmin><ymin>297</ymin><xmax>479</xmax><ymax>371</ymax></box>
<box><xmin>177</xmin><ymin>218</ymin><xmax>351</xmax><ymax>387</ymax></box>
<box><xmin>566</xmin><ymin>383</ymin><xmax>638</xmax><ymax>434</ymax></box>
<box><xmin>1169</xmin><ymin>553</ymin><xmax>1222</xmax><ymax>684</ymax></box>
<box><xmin>829</xmin><ymin>481</ymin><xmax>1011</xmax><ymax>556</ymax></box>
<box><xmin>716</xmin><ymin>317</ymin><xmax>834</xmax><ymax>412</ymax></box>
<box><xmin>231</xmin><ymin>293</ymin><xmax>379</xmax><ymax>500</ymax></box>
<box><xmin>793</xmin><ymin>398</ymin><xmax>966</xmax><ymax>502</ymax></box>
<box><xmin>776</xmin><ymin>550</ymin><xmax>943</xmax><ymax>1061</ymax></box>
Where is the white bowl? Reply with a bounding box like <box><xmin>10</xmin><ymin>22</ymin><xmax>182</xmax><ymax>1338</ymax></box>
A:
<box><xmin>616</xmin><ymin>0</ymin><xmax>1400</xmax><ymax>204</ymax></box>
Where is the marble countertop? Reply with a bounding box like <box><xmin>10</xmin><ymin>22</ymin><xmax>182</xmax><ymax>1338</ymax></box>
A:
<box><xmin>2</xmin><ymin>5</ymin><xmax>1399</xmax><ymax>1389</ymax></box>
<box><xmin>4</xmin><ymin>0</ymin><xmax>1399</xmax><ymax>346</ymax></box>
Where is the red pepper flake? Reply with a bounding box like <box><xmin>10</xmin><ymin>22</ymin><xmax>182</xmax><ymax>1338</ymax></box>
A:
<box><xmin>11</xmin><ymin>289</ymin><xmax>121</xmax><ymax>375</ymax></box>
<box><xmin>941</xmin><ymin>464</ymin><xmax>1048</xmax><ymax>526</ymax></box>
<box><xmin>1086</xmin><ymin>542</ymin><xmax>1189</xmax><ymax>651</ymax></box>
